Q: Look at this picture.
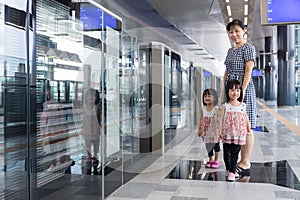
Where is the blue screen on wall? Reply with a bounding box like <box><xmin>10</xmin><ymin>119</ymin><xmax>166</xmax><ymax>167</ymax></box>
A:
<box><xmin>203</xmin><ymin>70</ymin><xmax>212</xmax><ymax>77</ymax></box>
<box><xmin>252</xmin><ymin>69</ymin><xmax>262</xmax><ymax>77</ymax></box>
<box><xmin>80</xmin><ymin>3</ymin><xmax>117</xmax><ymax>31</ymax></box>
<box><xmin>267</xmin><ymin>0</ymin><xmax>300</xmax><ymax>24</ymax></box>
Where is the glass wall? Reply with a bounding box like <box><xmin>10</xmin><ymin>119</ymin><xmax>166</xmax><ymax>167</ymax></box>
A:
<box><xmin>0</xmin><ymin>0</ymin><xmax>34</xmax><ymax>199</ymax></box>
<box><xmin>0</xmin><ymin>1</ymin><xmax>197</xmax><ymax>199</ymax></box>
<box><xmin>295</xmin><ymin>25</ymin><xmax>300</xmax><ymax>104</ymax></box>
<box><xmin>0</xmin><ymin>0</ymin><xmax>124</xmax><ymax>199</ymax></box>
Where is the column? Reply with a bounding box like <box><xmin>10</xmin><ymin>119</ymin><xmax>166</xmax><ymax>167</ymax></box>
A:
<box><xmin>195</xmin><ymin>67</ymin><xmax>202</xmax><ymax>126</ymax></box>
<box><xmin>150</xmin><ymin>44</ymin><xmax>164</xmax><ymax>154</ymax></box>
<box><xmin>277</xmin><ymin>25</ymin><xmax>295</xmax><ymax>106</ymax></box>
<box><xmin>264</xmin><ymin>36</ymin><xmax>276</xmax><ymax>100</ymax></box>
<box><xmin>259</xmin><ymin>51</ymin><xmax>265</xmax><ymax>99</ymax></box>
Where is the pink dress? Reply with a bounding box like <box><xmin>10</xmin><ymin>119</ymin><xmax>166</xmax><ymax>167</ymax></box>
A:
<box><xmin>222</xmin><ymin>103</ymin><xmax>247</xmax><ymax>145</ymax></box>
<box><xmin>200</xmin><ymin>106</ymin><xmax>220</xmax><ymax>143</ymax></box>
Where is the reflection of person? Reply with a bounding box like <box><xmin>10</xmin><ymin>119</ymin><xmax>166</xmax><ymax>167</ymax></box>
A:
<box><xmin>81</xmin><ymin>88</ymin><xmax>101</xmax><ymax>175</ymax></box>
<box><xmin>223</xmin><ymin>19</ymin><xmax>256</xmax><ymax>175</ymax></box>
<box><xmin>198</xmin><ymin>89</ymin><xmax>221</xmax><ymax>169</ymax></box>
<box><xmin>208</xmin><ymin>172</ymin><xmax>219</xmax><ymax>181</ymax></box>
<box><xmin>219</xmin><ymin>80</ymin><xmax>251</xmax><ymax>182</ymax></box>
<box><xmin>41</xmin><ymin>85</ymin><xmax>71</xmax><ymax>172</ymax></box>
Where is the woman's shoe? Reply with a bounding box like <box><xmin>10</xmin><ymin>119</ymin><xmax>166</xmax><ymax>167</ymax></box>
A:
<box><xmin>236</xmin><ymin>166</ymin><xmax>251</xmax><ymax>176</ymax></box>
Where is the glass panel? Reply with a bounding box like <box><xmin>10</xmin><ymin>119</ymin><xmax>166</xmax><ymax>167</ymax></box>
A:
<box><xmin>120</xmin><ymin>35</ymin><xmax>135</xmax><ymax>161</ymax></box>
<box><xmin>134</xmin><ymin>48</ymin><xmax>150</xmax><ymax>153</ymax></box>
<box><xmin>105</xmin><ymin>26</ymin><xmax>120</xmax><ymax>159</ymax></box>
<box><xmin>35</xmin><ymin>0</ymin><xmax>84</xmax><ymax>192</ymax></box>
<box><xmin>170</xmin><ymin>52</ymin><xmax>181</xmax><ymax>129</ymax></box>
<box><xmin>164</xmin><ymin>49</ymin><xmax>170</xmax><ymax>130</ymax></box>
<box><xmin>103</xmin><ymin>10</ymin><xmax>122</xmax><ymax>196</ymax></box>
<box><xmin>0</xmin><ymin>0</ymin><xmax>33</xmax><ymax>198</ymax></box>
<box><xmin>34</xmin><ymin>0</ymin><xmax>126</xmax><ymax>199</ymax></box>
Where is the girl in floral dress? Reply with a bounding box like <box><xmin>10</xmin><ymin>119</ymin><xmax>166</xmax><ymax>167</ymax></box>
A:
<box><xmin>198</xmin><ymin>88</ymin><xmax>221</xmax><ymax>169</ymax></box>
<box><xmin>219</xmin><ymin>80</ymin><xmax>251</xmax><ymax>181</ymax></box>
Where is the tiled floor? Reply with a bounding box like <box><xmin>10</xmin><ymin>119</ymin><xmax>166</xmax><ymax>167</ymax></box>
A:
<box><xmin>107</xmin><ymin>99</ymin><xmax>300</xmax><ymax>200</ymax></box>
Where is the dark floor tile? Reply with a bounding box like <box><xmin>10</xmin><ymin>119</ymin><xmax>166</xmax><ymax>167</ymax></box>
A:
<box><xmin>166</xmin><ymin>160</ymin><xmax>300</xmax><ymax>191</ymax></box>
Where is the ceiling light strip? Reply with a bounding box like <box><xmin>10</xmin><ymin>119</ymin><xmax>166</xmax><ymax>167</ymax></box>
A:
<box><xmin>86</xmin><ymin>0</ymin><xmax>122</xmax><ymax>21</ymax></box>
<box><xmin>226</xmin><ymin>5</ymin><xmax>232</xmax><ymax>16</ymax></box>
<box><xmin>244</xmin><ymin>16</ymin><xmax>248</xmax><ymax>25</ymax></box>
<box><xmin>244</xmin><ymin>4</ymin><xmax>248</xmax><ymax>16</ymax></box>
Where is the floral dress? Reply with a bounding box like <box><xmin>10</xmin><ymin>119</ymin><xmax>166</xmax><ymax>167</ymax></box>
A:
<box><xmin>224</xmin><ymin>43</ymin><xmax>256</xmax><ymax>128</ymax></box>
<box><xmin>222</xmin><ymin>103</ymin><xmax>247</xmax><ymax>145</ymax></box>
<box><xmin>200</xmin><ymin>106</ymin><xmax>220</xmax><ymax>143</ymax></box>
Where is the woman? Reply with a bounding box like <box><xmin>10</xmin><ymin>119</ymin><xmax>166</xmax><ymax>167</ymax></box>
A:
<box><xmin>223</xmin><ymin>19</ymin><xmax>256</xmax><ymax>175</ymax></box>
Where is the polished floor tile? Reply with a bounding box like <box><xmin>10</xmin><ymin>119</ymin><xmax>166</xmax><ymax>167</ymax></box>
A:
<box><xmin>107</xmin><ymin>99</ymin><xmax>300</xmax><ymax>200</ymax></box>
<box><xmin>34</xmin><ymin>99</ymin><xmax>300</xmax><ymax>200</ymax></box>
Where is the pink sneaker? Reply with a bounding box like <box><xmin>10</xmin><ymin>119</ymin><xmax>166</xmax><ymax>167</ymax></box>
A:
<box><xmin>227</xmin><ymin>172</ymin><xmax>235</xmax><ymax>182</ymax></box>
<box><xmin>211</xmin><ymin>161</ymin><xmax>220</xmax><ymax>169</ymax></box>
<box><xmin>206</xmin><ymin>161</ymin><xmax>212</xmax><ymax>168</ymax></box>
<box><xmin>226</xmin><ymin>171</ymin><xmax>239</xmax><ymax>178</ymax></box>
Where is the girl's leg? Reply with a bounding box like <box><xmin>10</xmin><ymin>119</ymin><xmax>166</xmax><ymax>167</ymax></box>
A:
<box><xmin>229</xmin><ymin>144</ymin><xmax>241</xmax><ymax>173</ymax></box>
<box><xmin>214</xmin><ymin>151</ymin><xmax>220</xmax><ymax>162</ymax></box>
<box><xmin>205</xmin><ymin>143</ymin><xmax>214</xmax><ymax>167</ymax></box>
<box><xmin>213</xmin><ymin>142</ymin><xmax>221</xmax><ymax>162</ymax></box>
<box><xmin>238</xmin><ymin>130</ymin><xmax>254</xmax><ymax>169</ymax></box>
<box><xmin>206</xmin><ymin>143</ymin><xmax>214</xmax><ymax>161</ymax></box>
<box><xmin>222</xmin><ymin>143</ymin><xmax>230</xmax><ymax>171</ymax></box>
<box><xmin>210</xmin><ymin>142</ymin><xmax>221</xmax><ymax>168</ymax></box>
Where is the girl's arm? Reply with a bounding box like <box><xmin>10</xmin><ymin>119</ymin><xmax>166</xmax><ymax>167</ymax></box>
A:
<box><xmin>197</xmin><ymin>109</ymin><xmax>203</xmax><ymax>137</ymax></box>
<box><xmin>219</xmin><ymin>104</ymin><xmax>226</xmax><ymax>139</ymax></box>
<box><xmin>242</xmin><ymin>60</ymin><xmax>254</xmax><ymax>100</ymax></box>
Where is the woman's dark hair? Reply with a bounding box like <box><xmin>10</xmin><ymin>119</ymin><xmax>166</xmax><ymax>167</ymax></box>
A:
<box><xmin>225</xmin><ymin>79</ymin><xmax>243</xmax><ymax>102</ymax></box>
<box><xmin>202</xmin><ymin>88</ymin><xmax>218</xmax><ymax>106</ymax></box>
<box><xmin>226</xmin><ymin>19</ymin><xmax>245</xmax><ymax>32</ymax></box>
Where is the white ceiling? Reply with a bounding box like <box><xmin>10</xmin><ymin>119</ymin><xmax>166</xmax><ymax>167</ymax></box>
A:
<box><xmin>147</xmin><ymin>0</ymin><xmax>273</xmax><ymax>60</ymax></box>
<box><xmin>100</xmin><ymin>0</ymin><xmax>273</xmax><ymax>76</ymax></box>
<box><xmin>148</xmin><ymin>0</ymin><xmax>230</xmax><ymax>62</ymax></box>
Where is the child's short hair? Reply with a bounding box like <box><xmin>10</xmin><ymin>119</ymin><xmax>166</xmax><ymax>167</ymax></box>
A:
<box><xmin>225</xmin><ymin>79</ymin><xmax>243</xmax><ymax>102</ymax></box>
<box><xmin>202</xmin><ymin>88</ymin><xmax>218</xmax><ymax>106</ymax></box>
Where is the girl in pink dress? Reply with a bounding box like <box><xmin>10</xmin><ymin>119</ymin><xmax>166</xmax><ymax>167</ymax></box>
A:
<box><xmin>219</xmin><ymin>79</ymin><xmax>251</xmax><ymax>181</ymax></box>
<box><xmin>198</xmin><ymin>89</ymin><xmax>221</xmax><ymax>169</ymax></box>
